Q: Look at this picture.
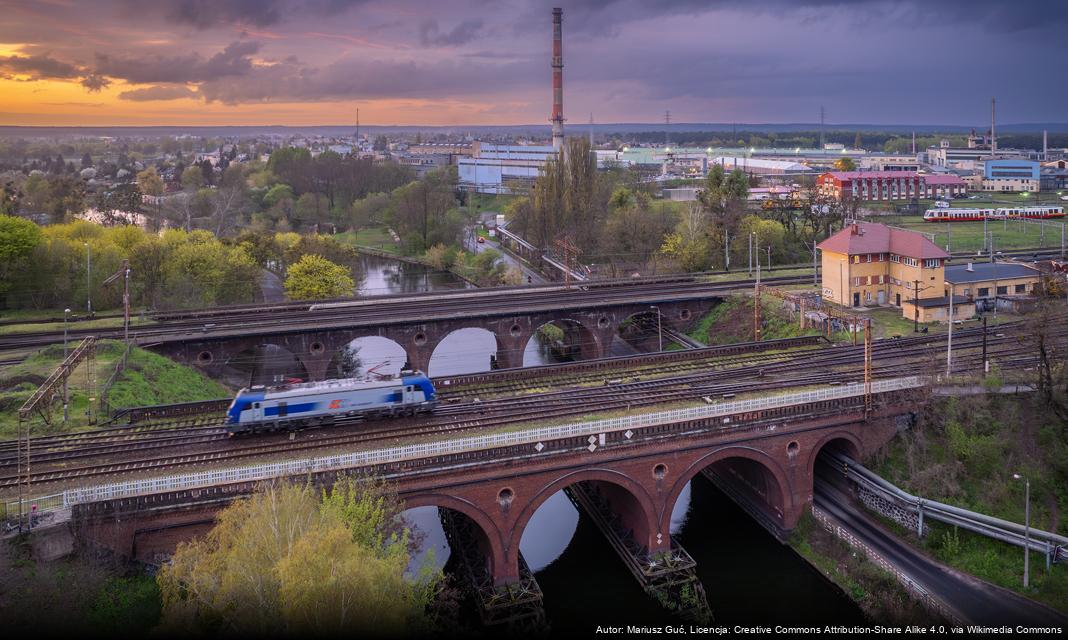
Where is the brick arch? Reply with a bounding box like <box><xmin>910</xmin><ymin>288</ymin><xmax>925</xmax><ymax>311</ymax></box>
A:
<box><xmin>659</xmin><ymin>445</ymin><xmax>794</xmax><ymax>535</ymax></box>
<box><xmin>805</xmin><ymin>430</ymin><xmax>864</xmax><ymax>481</ymax></box>
<box><xmin>331</xmin><ymin>334</ymin><xmax>411</xmax><ymax>377</ymax></box>
<box><xmin>522</xmin><ymin>317</ymin><xmax>602</xmax><ymax>362</ymax></box>
<box><xmin>506</xmin><ymin>468</ymin><xmax>660</xmax><ymax>572</ymax></box>
<box><xmin>427</xmin><ymin>327</ymin><xmax>500</xmax><ymax>376</ymax></box>
<box><xmin>402</xmin><ymin>492</ymin><xmax>508</xmax><ymax>580</ymax></box>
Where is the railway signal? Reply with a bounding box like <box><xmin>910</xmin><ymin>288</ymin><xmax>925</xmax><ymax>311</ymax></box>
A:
<box><xmin>103</xmin><ymin>259</ymin><xmax>132</xmax><ymax>349</ymax></box>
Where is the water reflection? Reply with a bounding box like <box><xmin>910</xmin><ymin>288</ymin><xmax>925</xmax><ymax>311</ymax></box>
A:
<box><xmin>402</xmin><ymin>506</ymin><xmax>450</xmax><ymax>578</ymax></box>
<box><xmin>519</xmin><ymin>491</ymin><xmax>579</xmax><ymax>573</ymax></box>
<box><xmin>356</xmin><ymin>255</ymin><xmax>470</xmax><ymax>297</ymax></box>
<box><xmin>428</xmin><ymin>328</ymin><xmax>499</xmax><ymax>377</ymax></box>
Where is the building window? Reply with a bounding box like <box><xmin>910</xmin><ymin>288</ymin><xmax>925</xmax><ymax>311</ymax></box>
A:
<box><xmin>854</xmin><ymin>277</ymin><xmax>863</xmax><ymax>286</ymax></box>
<box><xmin>866</xmin><ymin>254</ymin><xmax>872</xmax><ymax>263</ymax></box>
<box><xmin>923</xmin><ymin>259</ymin><xmax>941</xmax><ymax>269</ymax></box>
<box><xmin>997</xmin><ymin>286</ymin><xmax>1008</xmax><ymax>295</ymax></box>
<box><xmin>978</xmin><ymin>287</ymin><xmax>989</xmax><ymax>297</ymax></box>
<box><xmin>1015</xmin><ymin>284</ymin><xmax>1026</xmax><ymax>294</ymax></box>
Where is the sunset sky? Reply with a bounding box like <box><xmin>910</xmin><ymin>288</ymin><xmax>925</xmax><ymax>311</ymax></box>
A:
<box><xmin>1</xmin><ymin>0</ymin><xmax>1065</xmax><ymax>127</ymax></box>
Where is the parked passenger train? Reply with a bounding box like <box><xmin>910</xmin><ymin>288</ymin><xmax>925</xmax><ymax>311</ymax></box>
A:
<box><xmin>922</xmin><ymin>206</ymin><xmax>1064</xmax><ymax>222</ymax></box>
<box><xmin>225</xmin><ymin>372</ymin><xmax>436</xmax><ymax>435</ymax></box>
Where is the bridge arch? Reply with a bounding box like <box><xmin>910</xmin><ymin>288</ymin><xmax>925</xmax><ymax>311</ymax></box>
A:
<box><xmin>523</xmin><ymin>317</ymin><xmax>602</xmax><ymax>365</ymax></box>
<box><xmin>660</xmin><ymin>446</ymin><xmax>793</xmax><ymax>536</ymax></box>
<box><xmin>428</xmin><ymin>327</ymin><xmax>502</xmax><ymax>376</ymax></box>
<box><xmin>402</xmin><ymin>493</ymin><xmax>509</xmax><ymax>584</ymax></box>
<box><xmin>507</xmin><ymin>468</ymin><xmax>660</xmax><ymax>575</ymax></box>
<box><xmin>806</xmin><ymin>431</ymin><xmax>864</xmax><ymax>481</ymax></box>
<box><xmin>334</xmin><ymin>335</ymin><xmax>409</xmax><ymax>378</ymax></box>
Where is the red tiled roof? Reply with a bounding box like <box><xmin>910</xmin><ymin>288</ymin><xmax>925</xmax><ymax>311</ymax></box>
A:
<box><xmin>817</xmin><ymin>222</ymin><xmax>950</xmax><ymax>259</ymax></box>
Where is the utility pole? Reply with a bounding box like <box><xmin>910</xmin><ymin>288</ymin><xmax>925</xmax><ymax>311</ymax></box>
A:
<box><xmin>748</xmin><ymin>232</ymin><xmax>754</xmax><ymax>277</ymax></box>
<box><xmin>946</xmin><ymin>284</ymin><xmax>954</xmax><ymax>376</ymax></box>
<box><xmin>982</xmin><ymin>316</ymin><xmax>988</xmax><ymax>376</ymax></box>
<box><xmin>84</xmin><ymin>241</ymin><xmax>91</xmax><ymax>316</ymax></box>
<box><xmin>913</xmin><ymin>279</ymin><xmax>922</xmax><ymax>332</ymax></box>
<box><xmin>63</xmin><ymin>308</ymin><xmax>70</xmax><ymax>423</ymax></box>
<box><xmin>554</xmin><ymin>236</ymin><xmax>578</xmax><ymax>290</ymax></box>
<box><xmin>103</xmin><ymin>259</ymin><xmax>132</xmax><ymax>348</ymax></box>
<box><xmin>724</xmin><ymin>230</ymin><xmax>730</xmax><ymax>271</ymax></box>
<box><xmin>863</xmin><ymin>318</ymin><xmax>872</xmax><ymax>415</ymax></box>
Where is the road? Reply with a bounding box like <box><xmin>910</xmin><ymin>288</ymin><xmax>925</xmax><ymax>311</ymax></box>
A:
<box><xmin>815</xmin><ymin>462</ymin><xmax>1068</xmax><ymax>626</ymax></box>
<box><xmin>464</xmin><ymin>229</ymin><xmax>548</xmax><ymax>285</ymax></box>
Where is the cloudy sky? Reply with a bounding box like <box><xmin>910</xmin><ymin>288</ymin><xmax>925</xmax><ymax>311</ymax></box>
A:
<box><xmin>0</xmin><ymin>0</ymin><xmax>1064</xmax><ymax>127</ymax></box>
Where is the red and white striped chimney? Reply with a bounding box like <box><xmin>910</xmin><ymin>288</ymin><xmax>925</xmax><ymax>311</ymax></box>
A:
<box><xmin>550</xmin><ymin>7</ymin><xmax>565</xmax><ymax>153</ymax></box>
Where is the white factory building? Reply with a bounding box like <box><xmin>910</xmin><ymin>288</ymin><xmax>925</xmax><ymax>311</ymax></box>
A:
<box><xmin>458</xmin><ymin>142</ymin><xmax>558</xmax><ymax>194</ymax></box>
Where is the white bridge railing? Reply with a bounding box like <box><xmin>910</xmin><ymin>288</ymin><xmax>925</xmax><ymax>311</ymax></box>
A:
<box><xmin>11</xmin><ymin>377</ymin><xmax>924</xmax><ymax>520</ymax></box>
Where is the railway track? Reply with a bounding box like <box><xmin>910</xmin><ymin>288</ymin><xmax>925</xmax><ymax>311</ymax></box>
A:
<box><xmin>0</xmin><ymin>320</ymin><xmax>1051</xmax><ymax>492</ymax></box>
<box><xmin>0</xmin><ymin>275</ymin><xmax>810</xmax><ymax>352</ymax></box>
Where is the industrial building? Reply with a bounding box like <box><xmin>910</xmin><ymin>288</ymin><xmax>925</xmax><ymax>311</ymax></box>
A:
<box><xmin>818</xmin><ymin>171</ymin><xmax>966</xmax><ymax>201</ymax></box>
<box><xmin>981</xmin><ymin>159</ymin><xmax>1041</xmax><ymax>192</ymax></box>
<box><xmin>944</xmin><ymin>261</ymin><xmax>1042</xmax><ymax>307</ymax></box>
<box><xmin>458</xmin><ymin>143</ymin><xmax>557</xmax><ymax>194</ymax></box>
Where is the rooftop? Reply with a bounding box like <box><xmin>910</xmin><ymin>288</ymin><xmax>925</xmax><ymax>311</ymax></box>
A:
<box><xmin>945</xmin><ymin>261</ymin><xmax>1041</xmax><ymax>284</ymax></box>
<box><xmin>908</xmin><ymin>295</ymin><xmax>971</xmax><ymax>308</ymax></box>
<box><xmin>817</xmin><ymin>222</ymin><xmax>950</xmax><ymax>260</ymax></box>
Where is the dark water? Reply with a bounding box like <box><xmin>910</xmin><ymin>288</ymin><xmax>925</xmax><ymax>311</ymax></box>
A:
<box><xmin>355</xmin><ymin>254</ymin><xmax>471</xmax><ymax>298</ymax></box>
<box><xmin>344</xmin><ymin>258</ymin><xmax>861</xmax><ymax>625</ymax></box>
<box><xmin>404</xmin><ymin>476</ymin><xmax>863</xmax><ymax>630</ymax></box>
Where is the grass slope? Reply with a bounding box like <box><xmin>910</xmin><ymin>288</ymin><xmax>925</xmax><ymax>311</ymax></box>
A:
<box><xmin>873</xmin><ymin>393</ymin><xmax>1068</xmax><ymax>612</ymax></box>
<box><xmin>0</xmin><ymin>340</ymin><xmax>229</xmax><ymax>440</ymax></box>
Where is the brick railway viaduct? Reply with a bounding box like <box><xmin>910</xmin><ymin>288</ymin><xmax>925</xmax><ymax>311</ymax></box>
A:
<box><xmin>148</xmin><ymin>296</ymin><xmax>720</xmax><ymax>381</ymax></box>
<box><xmin>68</xmin><ymin>387</ymin><xmax>916</xmax><ymax>589</ymax></box>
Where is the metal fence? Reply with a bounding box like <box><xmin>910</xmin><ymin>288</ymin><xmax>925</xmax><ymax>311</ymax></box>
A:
<box><xmin>10</xmin><ymin>377</ymin><xmax>923</xmax><ymax>520</ymax></box>
<box><xmin>829</xmin><ymin>451</ymin><xmax>1068</xmax><ymax>565</ymax></box>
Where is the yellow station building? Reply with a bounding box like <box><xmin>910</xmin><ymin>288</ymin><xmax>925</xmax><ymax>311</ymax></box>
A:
<box><xmin>817</xmin><ymin>222</ymin><xmax>971</xmax><ymax>322</ymax></box>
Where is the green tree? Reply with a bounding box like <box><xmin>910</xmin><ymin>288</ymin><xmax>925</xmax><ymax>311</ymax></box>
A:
<box><xmin>284</xmin><ymin>254</ymin><xmax>355</xmax><ymax>300</ymax></box>
<box><xmin>180</xmin><ymin>165</ymin><xmax>204</xmax><ymax>191</ymax></box>
<box><xmin>0</xmin><ymin>215</ymin><xmax>42</xmax><ymax>300</ymax></box>
<box><xmin>157</xmin><ymin>480</ymin><xmax>439</xmax><ymax>635</ymax></box>
<box><xmin>136</xmin><ymin>166</ymin><xmax>165</xmax><ymax>231</ymax></box>
<box><xmin>833</xmin><ymin>157</ymin><xmax>857</xmax><ymax>171</ymax></box>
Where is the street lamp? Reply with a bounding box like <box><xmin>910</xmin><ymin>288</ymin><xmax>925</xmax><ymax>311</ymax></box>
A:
<box><xmin>650</xmin><ymin>305</ymin><xmax>663</xmax><ymax>352</ymax></box>
<box><xmin>1013</xmin><ymin>473</ymin><xmax>1030</xmax><ymax>588</ymax></box>
<box><xmin>63</xmin><ymin>308</ymin><xmax>71</xmax><ymax>423</ymax></box>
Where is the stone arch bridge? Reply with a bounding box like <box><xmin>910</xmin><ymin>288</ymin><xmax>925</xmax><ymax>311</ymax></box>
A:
<box><xmin>73</xmin><ymin>385</ymin><xmax>915</xmax><ymax>588</ymax></box>
<box><xmin>148</xmin><ymin>297</ymin><xmax>719</xmax><ymax>380</ymax></box>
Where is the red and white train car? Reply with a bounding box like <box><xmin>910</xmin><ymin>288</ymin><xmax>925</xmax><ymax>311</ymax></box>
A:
<box><xmin>923</xmin><ymin>206</ymin><xmax>1064</xmax><ymax>222</ymax></box>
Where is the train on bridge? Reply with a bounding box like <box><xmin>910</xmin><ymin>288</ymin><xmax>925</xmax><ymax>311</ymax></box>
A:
<box><xmin>224</xmin><ymin>372</ymin><xmax>437</xmax><ymax>435</ymax></box>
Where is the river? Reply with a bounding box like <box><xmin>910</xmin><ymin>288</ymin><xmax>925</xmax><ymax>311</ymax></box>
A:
<box><xmin>266</xmin><ymin>254</ymin><xmax>862</xmax><ymax>624</ymax></box>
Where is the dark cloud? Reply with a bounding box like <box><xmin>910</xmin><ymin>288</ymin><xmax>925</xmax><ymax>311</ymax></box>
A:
<box><xmin>196</xmin><ymin>54</ymin><xmax>534</xmax><ymax>104</ymax></box>
<box><xmin>93</xmin><ymin>41</ymin><xmax>261</xmax><ymax>84</ymax></box>
<box><xmin>80</xmin><ymin>73</ymin><xmax>111</xmax><ymax>92</ymax></box>
<box><xmin>164</xmin><ymin>0</ymin><xmax>284</xmax><ymax>29</ymax></box>
<box><xmin>516</xmin><ymin>0</ymin><xmax>1068</xmax><ymax>35</ymax></box>
<box><xmin>419</xmin><ymin>19</ymin><xmax>485</xmax><ymax>47</ymax></box>
<box><xmin>160</xmin><ymin>0</ymin><xmax>370</xmax><ymax>29</ymax></box>
<box><xmin>0</xmin><ymin>54</ymin><xmax>81</xmax><ymax>80</ymax></box>
<box><xmin>118</xmin><ymin>85</ymin><xmax>199</xmax><ymax>101</ymax></box>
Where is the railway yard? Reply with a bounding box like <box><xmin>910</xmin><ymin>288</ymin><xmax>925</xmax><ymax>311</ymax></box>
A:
<box><xmin>1</xmin><ymin>316</ymin><xmax>1054</xmax><ymax>504</ymax></box>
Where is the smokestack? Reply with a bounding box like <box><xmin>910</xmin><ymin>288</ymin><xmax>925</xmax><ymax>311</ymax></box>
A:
<box><xmin>990</xmin><ymin>97</ymin><xmax>997</xmax><ymax>155</ymax></box>
<box><xmin>1044</xmin><ymin>129</ymin><xmax>1048</xmax><ymax>160</ymax></box>
<box><xmin>550</xmin><ymin>7</ymin><xmax>565</xmax><ymax>153</ymax></box>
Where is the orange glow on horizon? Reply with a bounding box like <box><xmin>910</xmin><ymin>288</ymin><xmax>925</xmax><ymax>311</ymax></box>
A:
<box><xmin>0</xmin><ymin>77</ymin><xmax>542</xmax><ymax>127</ymax></box>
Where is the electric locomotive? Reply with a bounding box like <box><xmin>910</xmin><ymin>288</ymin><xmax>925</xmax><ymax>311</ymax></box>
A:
<box><xmin>224</xmin><ymin>371</ymin><xmax>436</xmax><ymax>435</ymax></box>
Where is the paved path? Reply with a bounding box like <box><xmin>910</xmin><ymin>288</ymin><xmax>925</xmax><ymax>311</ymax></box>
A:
<box><xmin>259</xmin><ymin>269</ymin><xmax>284</xmax><ymax>303</ymax></box>
<box><xmin>815</xmin><ymin>464</ymin><xmax>1067</xmax><ymax>626</ymax></box>
<box><xmin>464</xmin><ymin>231</ymin><xmax>548</xmax><ymax>284</ymax></box>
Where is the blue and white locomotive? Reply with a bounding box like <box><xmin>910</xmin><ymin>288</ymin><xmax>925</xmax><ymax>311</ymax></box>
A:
<box><xmin>224</xmin><ymin>372</ymin><xmax>436</xmax><ymax>435</ymax></box>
